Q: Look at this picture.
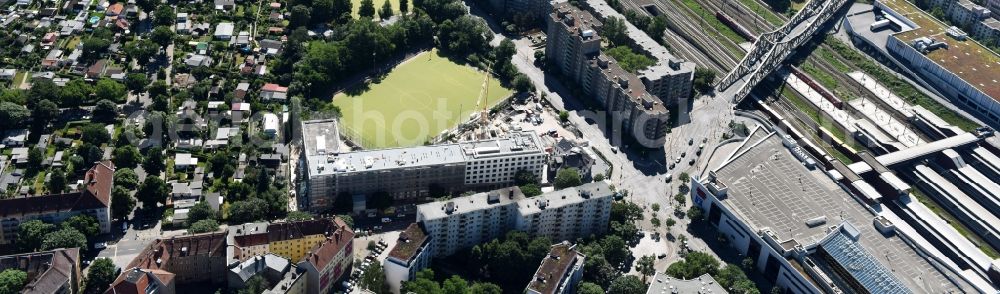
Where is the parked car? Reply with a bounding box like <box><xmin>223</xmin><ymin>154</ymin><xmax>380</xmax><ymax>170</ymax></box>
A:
<box><xmin>94</xmin><ymin>242</ymin><xmax>107</xmax><ymax>249</ymax></box>
<box><xmin>381</xmin><ymin>218</ymin><xmax>392</xmax><ymax>223</ymax></box>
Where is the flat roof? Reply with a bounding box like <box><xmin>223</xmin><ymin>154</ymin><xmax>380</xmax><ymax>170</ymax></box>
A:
<box><xmin>307</xmin><ymin>132</ymin><xmax>544</xmax><ymax>177</ymax></box>
<box><xmin>879</xmin><ymin>0</ymin><xmax>1000</xmax><ymax>100</ymax></box>
<box><xmin>417</xmin><ymin>187</ymin><xmax>526</xmax><ymax>221</ymax></box>
<box><xmin>646</xmin><ymin>273</ymin><xmax>727</xmax><ymax>294</ymax></box>
<box><xmin>387</xmin><ymin>223</ymin><xmax>429</xmax><ymax>263</ymax></box>
<box><xmin>301</xmin><ymin>119</ymin><xmax>341</xmax><ymax>157</ymax></box>
<box><xmin>526</xmin><ymin>243</ymin><xmax>581</xmax><ymax>294</ymax></box>
<box><xmin>707</xmin><ymin>132</ymin><xmax>971</xmax><ymax>292</ymax></box>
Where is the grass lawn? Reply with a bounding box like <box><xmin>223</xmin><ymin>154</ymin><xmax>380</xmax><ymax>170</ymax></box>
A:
<box><xmin>333</xmin><ymin>49</ymin><xmax>513</xmax><ymax>148</ymax></box>
<box><xmin>351</xmin><ymin>0</ymin><xmax>401</xmax><ymax>18</ymax></box>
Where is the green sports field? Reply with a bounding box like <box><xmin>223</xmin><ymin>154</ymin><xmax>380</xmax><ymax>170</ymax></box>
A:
<box><xmin>333</xmin><ymin>49</ymin><xmax>513</xmax><ymax>148</ymax></box>
<box><xmin>351</xmin><ymin>0</ymin><xmax>400</xmax><ymax>18</ymax></box>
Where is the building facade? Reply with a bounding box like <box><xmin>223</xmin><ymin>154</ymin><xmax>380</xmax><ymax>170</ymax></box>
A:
<box><xmin>228</xmin><ymin>219</ymin><xmax>344</xmax><ymax>264</ymax></box>
<box><xmin>545</xmin><ymin>3</ymin><xmax>671</xmax><ymax>148</ymax></box>
<box><xmin>0</xmin><ymin>161</ymin><xmax>114</xmax><ymax>245</ymax></box>
<box><xmin>416</xmin><ymin>182</ymin><xmax>612</xmax><ymax>258</ymax></box>
<box><xmin>524</xmin><ymin>242</ymin><xmax>584</xmax><ymax>294</ymax></box>
<box><xmin>296</xmin><ymin>218</ymin><xmax>354</xmax><ymax>294</ymax></box>
<box><xmin>303</xmin><ymin>131</ymin><xmax>546</xmax><ymax>212</ymax></box>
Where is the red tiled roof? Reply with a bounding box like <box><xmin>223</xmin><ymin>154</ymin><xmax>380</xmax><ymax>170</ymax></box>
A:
<box><xmin>261</xmin><ymin>83</ymin><xmax>287</xmax><ymax>93</ymax></box>
<box><xmin>302</xmin><ymin>218</ymin><xmax>354</xmax><ymax>270</ymax></box>
<box><xmin>0</xmin><ymin>161</ymin><xmax>113</xmax><ymax>217</ymax></box>
<box><xmin>107</xmin><ymin>3</ymin><xmax>124</xmax><ymax>15</ymax></box>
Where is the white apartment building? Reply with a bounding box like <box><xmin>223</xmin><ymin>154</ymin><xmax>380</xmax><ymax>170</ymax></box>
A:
<box><xmin>415</xmin><ymin>182</ymin><xmax>613</xmax><ymax>258</ymax></box>
<box><xmin>301</xmin><ymin>120</ymin><xmax>547</xmax><ymax>211</ymax></box>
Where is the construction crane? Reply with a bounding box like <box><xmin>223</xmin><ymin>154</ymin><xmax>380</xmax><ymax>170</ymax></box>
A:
<box><xmin>475</xmin><ymin>64</ymin><xmax>491</xmax><ymax>139</ymax></box>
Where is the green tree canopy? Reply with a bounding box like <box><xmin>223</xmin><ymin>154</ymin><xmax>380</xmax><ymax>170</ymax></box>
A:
<box><xmin>188</xmin><ymin>219</ymin><xmax>220</xmax><ymax>234</ymax></box>
<box><xmin>608</xmin><ymin>275</ymin><xmax>645</xmax><ymax>294</ymax></box>
<box><xmin>187</xmin><ymin>201</ymin><xmax>216</xmax><ymax>225</ymax></box>
<box><xmin>0</xmin><ymin>102</ymin><xmax>29</xmax><ymax>129</ymax></box>
<box><xmin>114</xmin><ymin>168</ymin><xmax>140</xmax><ymax>189</ymax></box>
<box><xmin>111</xmin><ymin>186</ymin><xmax>136</xmax><ymax>220</ymax></box>
<box><xmin>0</xmin><ymin>269</ymin><xmax>27</xmax><ymax>294</ymax></box>
<box><xmin>17</xmin><ymin>220</ymin><xmax>55</xmax><ymax>251</ymax></box>
<box><xmin>666</xmin><ymin>251</ymin><xmax>720</xmax><ymax>280</ymax></box>
<box><xmin>142</xmin><ymin>147</ymin><xmax>165</xmax><ymax>175</ymax></box>
<box><xmin>554</xmin><ymin>168</ymin><xmax>582</xmax><ymax>189</ymax></box>
<box><xmin>48</xmin><ymin>168</ymin><xmax>67</xmax><ymax>194</ymax></box>
<box><xmin>63</xmin><ymin>214</ymin><xmax>100</xmax><ymax>238</ymax></box>
<box><xmin>358</xmin><ymin>0</ymin><xmax>376</xmax><ymax>18</ymax></box>
<box><xmin>85</xmin><ymin>258</ymin><xmax>117</xmax><ymax>294</ymax></box>
<box><xmin>95</xmin><ymin>79</ymin><xmax>127</xmax><ymax>103</ymax></box>
<box><xmin>137</xmin><ymin>176</ymin><xmax>169</xmax><ymax>208</ymax></box>
<box><xmin>42</xmin><ymin>227</ymin><xmax>87</xmax><ymax>250</ymax></box>
<box><xmin>113</xmin><ymin>146</ymin><xmax>143</xmax><ymax>169</ymax></box>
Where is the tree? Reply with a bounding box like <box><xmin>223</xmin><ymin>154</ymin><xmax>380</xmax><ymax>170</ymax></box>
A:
<box><xmin>603</xmin><ymin>16</ymin><xmax>629</xmax><ymax>46</ymax></box>
<box><xmin>85</xmin><ymin>258</ymin><xmax>117</xmax><ymax>294</ymax></box>
<box><xmin>287</xmin><ymin>211</ymin><xmax>314</xmax><ymax>221</ymax></box>
<box><xmin>441</xmin><ymin>275</ymin><xmax>467</xmax><ymax>294</ymax></box>
<box><xmin>229</xmin><ymin>198</ymin><xmax>269</xmax><ymax>223</ymax></box>
<box><xmin>612</xmin><ymin>201</ymin><xmax>644</xmax><ymax>223</ymax></box>
<box><xmin>0</xmin><ymin>269</ymin><xmax>27</xmax><ymax>294</ymax></box>
<box><xmin>188</xmin><ymin>219</ymin><xmax>220</xmax><ymax>234</ymax></box>
<box><xmin>113</xmin><ymin>146</ymin><xmax>142</xmax><ymax>169</ymax></box>
<box><xmin>337</xmin><ymin>215</ymin><xmax>354</xmax><ymax>227</ymax></box>
<box><xmin>31</xmin><ymin>99</ymin><xmax>60</xmax><ymax>125</ymax></box>
<box><xmin>95</xmin><ymin>79</ymin><xmax>127</xmax><ymax>103</ymax></box>
<box><xmin>520</xmin><ymin>183</ymin><xmax>542</xmax><ymax>197</ymax></box>
<box><xmin>42</xmin><ymin>227</ymin><xmax>87</xmax><ymax>250</ymax></box>
<box><xmin>360</xmin><ymin>261</ymin><xmax>387</xmax><ymax>293</ymax></box>
<box><xmin>692</xmin><ymin>67</ymin><xmax>717</xmax><ymax>94</ymax></box>
<box><xmin>17</xmin><ymin>220</ymin><xmax>55</xmax><ymax>251</ymax></box>
<box><xmin>237</xmin><ymin>275</ymin><xmax>270</xmax><ymax>294</ymax></box>
<box><xmin>153</xmin><ymin>5</ymin><xmax>174</xmax><ymax>25</ymax></box>
<box><xmin>651</xmin><ymin>217</ymin><xmax>660</xmax><ymax>228</ymax></box>
<box><xmin>0</xmin><ymin>102</ymin><xmax>29</xmax><ymax>128</ymax></box>
<box><xmin>583</xmin><ymin>254</ymin><xmax>617</xmax><ymax>288</ymax></box>
<box><xmin>311</xmin><ymin>0</ymin><xmax>334</xmax><ymax>24</ymax></box>
<box><xmin>114</xmin><ymin>168</ymin><xmax>140</xmax><ymax>189</ymax></box>
<box><xmin>47</xmin><ymin>168</ymin><xmax>67</xmax><ymax>194</ymax></box>
<box><xmin>652</xmin><ymin>203</ymin><xmax>660</xmax><ymax>212</ymax></box>
<box><xmin>332</xmin><ymin>0</ymin><xmax>352</xmax><ymax>22</ymax></box>
<box><xmin>554</xmin><ymin>168</ymin><xmax>582</xmax><ymax>189</ymax></box>
<box><xmin>27</xmin><ymin>148</ymin><xmax>43</xmax><ymax>174</ymax></box>
<box><xmin>512</xmin><ymin>74</ymin><xmax>534</xmax><ymax>93</ymax></box>
<box><xmin>577</xmin><ymin>282</ymin><xmax>604</xmax><ymax>294</ymax></box>
<box><xmin>558</xmin><ymin>110</ymin><xmax>569</xmax><ymax>123</ymax></box>
<box><xmin>608</xmin><ymin>275</ymin><xmax>645</xmax><ymax>294</ymax></box>
<box><xmin>124</xmin><ymin>39</ymin><xmax>159</xmax><ymax>62</ymax></box>
<box><xmin>78</xmin><ymin>144</ymin><xmax>104</xmax><ymax>166</ymax></box>
<box><xmin>142</xmin><ymin>147</ymin><xmax>165</xmax><ymax>175</ymax></box>
<box><xmin>187</xmin><ymin>201</ymin><xmax>216</xmax><ymax>225</ymax></box>
<box><xmin>124</xmin><ymin>73</ymin><xmax>149</xmax><ymax>93</ymax></box>
<box><xmin>678</xmin><ymin>172</ymin><xmax>690</xmax><ymax>183</ymax></box>
<box><xmin>92</xmin><ymin>100</ymin><xmax>118</xmax><ymax>123</ymax></box>
<box><xmin>150</xmin><ymin>26</ymin><xmax>176</xmax><ymax>47</ymax></box>
<box><xmin>29</xmin><ymin>80</ymin><xmax>60</xmax><ymax>105</ymax></box>
<box><xmin>666</xmin><ymin>251</ymin><xmax>720</xmax><ymax>279</ymax></box>
<box><xmin>290</xmin><ymin>5</ymin><xmax>311</xmax><ymax>28</ymax></box>
<box><xmin>401</xmin><ymin>269</ymin><xmax>441</xmax><ymax>294</ymax></box>
<box><xmin>716</xmin><ymin>264</ymin><xmax>749</xmax><ymax>289</ymax></box>
<box><xmin>359</xmin><ymin>0</ymin><xmax>376</xmax><ymax>18</ymax></box>
<box><xmin>436</xmin><ymin>16</ymin><xmax>491</xmax><ymax>56</ymax></box>
<box><xmin>399</xmin><ymin>0</ymin><xmax>408</xmax><ymax>13</ymax></box>
<box><xmin>514</xmin><ymin>169</ymin><xmax>539</xmax><ymax>186</ymax></box>
<box><xmin>665</xmin><ymin>218</ymin><xmax>676</xmax><ymax>234</ymax></box>
<box><xmin>81</xmin><ymin>123</ymin><xmax>111</xmax><ymax>146</ymax></box>
<box><xmin>636</xmin><ymin>255</ymin><xmax>656</xmax><ymax>281</ymax></box>
<box><xmin>379</xmin><ymin>0</ymin><xmax>393</xmax><ymax>19</ymax></box>
<box><xmin>601</xmin><ymin>235</ymin><xmax>630</xmax><ymax>267</ymax></box>
<box><xmin>111</xmin><ymin>187</ymin><xmax>136</xmax><ymax>220</ymax></box>
<box><xmin>137</xmin><ymin>176</ymin><xmax>169</xmax><ymax>208</ymax></box>
<box><xmin>687</xmin><ymin>206</ymin><xmax>704</xmax><ymax>221</ymax></box>
<box><xmin>82</xmin><ymin>37</ymin><xmax>112</xmax><ymax>61</ymax></box>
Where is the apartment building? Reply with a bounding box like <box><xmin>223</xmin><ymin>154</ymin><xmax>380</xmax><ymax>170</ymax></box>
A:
<box><xmin>227</xmin><ymin>218</ymin><xmax>344</xmax><ymax>264</ymax></box>
<box><xmin>989</xmin><ymin>0</ymin><xmax>1000</xmax><ymax>16</ymax></box>
<box><xmin>524</xmin><ymin>242</ymin><xmax>585</xmax><ymax>294</ymax></box>
<box><xmin>545</xmin><ymin>3</ymin><xmax>671</xmax><ymax>148</ymax></box>
<box><xmin>108</xmin><ymin>232</ymin><xmax>229</xmax><ymax>294</ymax></box>
<box><xmin>296</xmin><ymin>217</ymin><xmax>354</xmax><ymax>294</ymax></box>
<box><xmin>416</xmin><ymin>182</ymin><xmax>612</xmax><ymax>258</ymax></box>
<box><xmin>0</xmin><ymin>161</ymin><xmax>114</xmax><ymax>245</ymax></box>
<box><xmin>384</xmin><ymin>223</ymin><xmax>432</xmax><ymax>294</ymax></box>
<box><xmin>0</xmin><ymin>248</ymin><xmax>81</xmax><ymax>294</ymax></box>
<box><xmin>302</xmin><ymin>122</ymin><xmax>546</xmax><ymax>212</ymax></box>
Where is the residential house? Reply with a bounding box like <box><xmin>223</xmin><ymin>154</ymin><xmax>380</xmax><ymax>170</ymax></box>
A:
<box><xmin>106</xmin><ymin>232</ymin><xmax>228</xmax><ymax>293</ymax></box>
<box><xmin>261</xmin><ymin>83</ymin><xmax>288</xmax><ymax>101</ymax></box>
<box><xmin>214</xmin><ymin>22</ymin><xmax>234</xmax><ymax>40</ymax></box>
<box><xmin>107</xmin><ymin>3</ymin><xmax>124</xmax><ymax>16</ymax></box>
<box><xmin>174</xmin><ymin>153</ymin><xmax>199</xmax><ymax>170</ymax></box>
<box><xmin>0</xmin><ymin>69</ymin><xmax>16</xmax><ymax>80</ymax></box>
<box><xmin>214</xmin><ymin>0</ymin><xmax>235</xmax><ymax>10</ymax></box>
<box><xmin>295</xmin><ymin>218</ymin><xmax>354</xmax><ymax>294</ymax></box>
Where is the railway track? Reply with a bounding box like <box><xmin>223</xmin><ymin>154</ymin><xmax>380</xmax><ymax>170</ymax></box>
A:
<box><xmin>653</xmin><ymin>0</ymin><xmax>740</xmax><ymax>67</ymax></box>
